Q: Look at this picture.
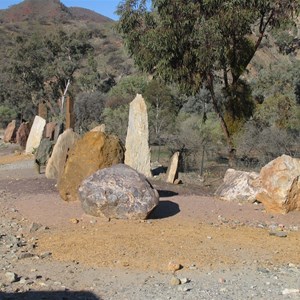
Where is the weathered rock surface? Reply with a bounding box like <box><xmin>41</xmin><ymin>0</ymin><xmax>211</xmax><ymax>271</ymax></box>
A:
<box><xmin>255</xmin><ymin>155</ymin><xmax>300</xmax><ymax>214</ymax></box>
<box><xmin>3</xmin><ymin>120</ymin><xmax>16</xmax><ymax>143</ymax></box>
<box><xmin>125</xmin><ymin>94</ymin><xmax>152</xmax><ymax>177</ymax></box>
<box><xmin>215</xmin><ymin>169</ymin><xmax>261</xmax><ymax>203</ymax></box>
<box><xmin>90</xmin><ymin>124</ymin><xmax>106</xmax><ymax>132</ymax></box>
<box><xmin>45</xmin><ymin>122</ymin><xmax>57</xmax><ymax>140</ymax></box>
<box><xmin>25</xmin><ymin>116</ymin><xmax>46</xmax><ymax>154</ymax></box>
<box><xmin>45</xmin><ymin>129</ymin><xmax>79</xmax><ymax>182</ymax></box>
<box><xmin>166</xmin><ymin>152</ymin><xmax>180</xmax><ymax>184</ymax></box>
<box><xmin>58</xmin><ymin>131</ymin><xmax>124</xmax><ymax>202</ymax></box>
<box><xmin>16</xmin><ymin>122</ymin><xmax>30</xmax><ymax>148</ymax></box>
<box><xmin>79</xmin><ymin>164</ymin><xmax>159</xmax><ymax>219</ymax></box>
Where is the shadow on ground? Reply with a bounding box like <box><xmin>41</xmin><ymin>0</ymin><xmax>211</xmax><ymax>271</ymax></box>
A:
<box><xmin>158</xmin><ymin>190</ymin><xmax>178</xmax><ymax>198</ymax></box>
<box><xmin>0</xmin><ymin>291</ymin><xmax>101</xmax><ymax>300</ymax></box>
<box><xmin>149</xmin><ymin>200</ymin><xmax>180</xmax><ymax>219</ymax></box>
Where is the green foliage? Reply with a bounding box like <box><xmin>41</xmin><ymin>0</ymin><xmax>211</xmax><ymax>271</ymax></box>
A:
<box><xmin>102</xmin><ymin>105</ymin><xmax>129</xmax><ymax>142</ymax></box>
<box><xmin>0</xmin><ymin>105</ymin><xmax>17</xmax><ymax>127</ymax></box>
<box><xmin>107</xmin><ymin>75</ymin><xmax>148</xmax><ymax>107</ymax></box>
<box><xmin>74</xmin><ymin>91</ymin><xmax>106</xmax><ymax>133</ymax></box>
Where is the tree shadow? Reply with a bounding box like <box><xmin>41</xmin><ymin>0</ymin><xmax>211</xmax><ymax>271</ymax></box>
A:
<box><xmin>148</xmin><ymin>200</ymin><xmax>180</xmax><ymax>219</ymax></box>
<box><xmin>0</xmin><ymin>291</ymin><xmax>101</xmax><ymax>300</ymax></box>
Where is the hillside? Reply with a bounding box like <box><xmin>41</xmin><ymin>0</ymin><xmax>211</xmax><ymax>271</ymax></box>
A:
<box><xmin>0</xmin><ymin>0</ymin><xmax>113</xmax><ymax>23</ymax></box>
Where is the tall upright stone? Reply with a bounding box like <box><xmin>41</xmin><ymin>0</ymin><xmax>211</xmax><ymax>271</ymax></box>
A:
<box><xmin>16</xmin><ymin>122</ymin><xmax>30</xmax><ymax>148</ymax></box>
<box><xmin>125</xmin><ymin>94</ymin><xmax>152</xmax><ymax>177</ymax></box>
<box><xmin>25</xmin><ymin>116</ymin><xmax>46</xmax><ymax>154</ymax></box>
<box><xmin>66</xmin><ymin>96</ymin><xmax>75</xmax><ymax>129</ymax></box>
<box><xmin>45</xmin><ymin>129</ymin><xmax>79</xmax><ymax>182</ymax></box>
<box><xmin>38</xmin><ymin>102</ymin><xmax>48</xmax><ymax>120</ymax></box>
<box><xmin>166</xmin><ymin>152</ymin><xmax>180</xmax><ymax>184</ymax></box>
<box><xmin>3</xmin><ymin>120</ymin><xmax>16</xmax><ymax>143</ymax></box>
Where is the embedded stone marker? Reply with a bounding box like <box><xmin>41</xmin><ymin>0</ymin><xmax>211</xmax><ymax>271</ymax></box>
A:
<box><xmin>3</xmin><ymin>120</ymin><xmax>16</xmax><ymax>143</ymax></box>
<box><xmin>79</xmin><ymin>164</ymin><xmax>159</xmax><ymax>220</ymax></box>
<box><xmin>58</xmin><ymin>131</ymin><xmax>124</xmax><ymax>202</ymax></box>
<box><xmin>45</xmin><ymin>129</ymin><xmax>79</xmax><ymax>182</ymax></box>
<box><xmin>45</xmin><ymin>122</ymin><xmax>57</xmax><ymax>140</ymax></box>
<box><xmin>66</xmin><ymin>96</ymin><xmax>75</xmax><ymax>129</ymax></box>
<box><xmin>25</xmin><ymin>116</ymin><xmax>46</xmax><ymax>154</ymax></box>
<box><xmin>254</xmin><ymin>154</ymin><xmax>300</xmax><ymax>214</ymax></box>
<box><xmin>16</xmin><ymin>122</ymin><xmax>30</xmax><ymax>148</ymax></box>
<box><xmin>166</xmin><ymin>152</ymin><xmax>180</xmax><ymax>184</ymax></box>
<box><xmin>38</xmin><ymin>102</ymin><xmax>47</xmax><ymax>120</ymax></box>
<box><xmin>215</xmin><ymin>168</ymin><xmax>261</xmax><ymax>203</ymax></box>
<box><xmin>125</xmin><ymin>94</ymin><xmax>152</xmax><ymax>177</ymax></box>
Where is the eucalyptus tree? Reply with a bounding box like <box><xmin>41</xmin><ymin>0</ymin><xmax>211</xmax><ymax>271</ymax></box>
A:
<box><xmin>116</xmin><ymin>0</ymin><xmax>299</xmax><ymax>161</ymax></box>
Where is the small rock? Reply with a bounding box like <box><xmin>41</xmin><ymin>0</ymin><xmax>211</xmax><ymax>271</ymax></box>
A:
<box><xmin>168</xmin><ymin>261</ymin><xmax>182</xmax><ymax>272</ymax></box>
<box><xmin>282</xmin><ymin>288</ymin><xmax>300</xmax><ymax>295</ymax></box>
<box><xmin>218</xmin><ymin>278</ymin><xmax>226</xmax><ymax>284</ymax></box>
<box><xmin>178</xmin><ymin>286</ymin><xmax>189</xmax><ymax>292</ymax></box>
<box><xmin>69</xmin><ymin>218</ymin><xmax>79</xmax><ymax>224</ymax></box>
<box><xmin>269</xmin><ymin>231</ymin><xmax>288</xmax><ymax>238</ymax></box>
<box><xmin>170</xmin><ymin>277</ymin><xmax>181</xmax><ymax>286</ymax></box>
<box><xmin>5</xmin><ymin>272</ymin><xmax>17</xmax><ymax>283</ymax></box>
<box><xmin>40</xmin><ymin>251</ymin><xmax>52</xmax><ymax>259</ymax></box>
<box><xmin>18</xmin><ymin>252</ymin><xmax>34</xmax><ymax>260</ymax></box>
<box><xmin>180</xmin><ymin>278</ymin><xmax>189</xmax><ymax>284</ymax></box>
<box><xmin>29</xmin><ymin>223</ymin><xmax>42</xmax><ymax>233</ymax></box>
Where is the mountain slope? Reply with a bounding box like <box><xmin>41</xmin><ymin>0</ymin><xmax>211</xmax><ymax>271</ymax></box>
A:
<box><xmin>0</xmin><ymin>0</ymin><xmax>113</xmax><ymax>24</ymax></box>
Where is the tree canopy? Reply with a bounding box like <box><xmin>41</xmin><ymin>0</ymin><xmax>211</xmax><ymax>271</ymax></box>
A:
<box><xmin>116</xmin><ymin>0</ymin><xmax>299</xmax><ymax>159</ymax></box>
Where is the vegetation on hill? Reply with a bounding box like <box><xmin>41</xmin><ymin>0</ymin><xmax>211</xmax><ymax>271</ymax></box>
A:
<box><xmin>0</xmin><ymin>0</ymin><xmax>299</xmax><ymax>171</ymax></box>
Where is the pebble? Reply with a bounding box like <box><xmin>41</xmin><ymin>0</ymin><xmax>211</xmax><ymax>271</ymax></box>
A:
<box><xmin>5</xmin><ymin>271</ymin><xmax>17</xmax><ymax>283</ymax></box>
<box><xmin>269</xmin><ymin>231</ymin><xmax>288</xmax><ymax>238</ymax></box>
<box><xmin>167</xmin><ymin>261</ymin><xmax>182</xmax><ymax>272</ymax></box>
<box><xmin>170</xmin><ymin>277</ymin><xmax>181</xmax><ymax>286</ymax></box>
<box><xmin>282</xmin><ymin>288</ymin><xmax>300</xmax><ymax>295</ymax></box>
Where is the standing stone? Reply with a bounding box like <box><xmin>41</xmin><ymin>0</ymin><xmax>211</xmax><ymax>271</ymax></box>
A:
<box><xmin>53</xmin><ymin>122</ymin><xmax>64</xmax><ymax>143</ymax></box>
<box><xmin>166</xmin><ymin>152</ymin><xmax>180</xmax><ymax>183</ymax></box>
<box><xmin>79</xmin><ymin>164</ymin><xmax>159</xmax><ymax>220</ymax></box>
<box><xmin>16</xmin><ymin>122</ymin><xmax>30</xmax><ymax>148</ymax></box>
<box><xmin>125</xmin><ymin>94</ymin><xmax>152</xmax><ymax>177</ymax></box>
<box><xmin>45</xmin><ymin>129</ymin><xmax>79</xmax><ymax>182</ymax></box>
<box><xmin>58</xmin><ymin>131</ymin><xmax>124</xmax><ymax>202</ymax></box>
<box><xmin>45</xmin><ymin>122</ymin><xmax>57</xmax><ymax>140</ymax></box>
<box><xmin>38</xmin><ymin>102</ymin><xmax>48</xmax><ymax>120</ymax></box>
<box><xmin>25</xmin><ymin>116</ymin><xmax>46</xmax><ymax>154</ymax></box>
<box><xmin>3</xmin><ymin>120</ymin><xmax>16</xmax><ymax>143</ymax></box>
<box><xmin>66</xmin><ymin>96</ymin><xmax>75</xmax><ymax>129</ymax></box>
<box><xmin>255</xmin><ymin>155</ymin><xmax>300</xmax><ymax>214</ymax></box>
<box><xmin>215</xmin><ymin>168</ymin><xmax>261</xmax><ymax>203</ymax></box>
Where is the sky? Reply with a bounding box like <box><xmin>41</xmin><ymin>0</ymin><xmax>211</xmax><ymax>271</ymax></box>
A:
<box><xmin>0</xmin><ymin>0</ymin><xmax>121</xmax><ymax>20</ymax></box>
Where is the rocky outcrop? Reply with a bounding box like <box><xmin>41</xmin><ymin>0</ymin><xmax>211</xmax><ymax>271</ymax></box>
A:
<box><xmin>255</xmin><ymin>155</ymin><xmax>300</xmax><ymax>214</ymax></box>
<box><xmin>16</xmin><ymin>122</ymin><xmax>30</xmax><ymax>148</ymax></box>
<box><xmin>58</xmin><ymin>131</ymin><xmax>124</xmax><ymax>202</ymax></box>
<box><xmin>166</xmin><ymin>152</ymin><xmax>180</xmax><ymax>184</ymax></box>
<box><xmin>3</xmin><ymin>120</ymin><xmax>16</xmax><ymax>143</ymax></box>
<box><xmin>25</xmin><ymin>116</ymin><xmax>46</xmax><ymax>154</ymax></box>
<box><xmin>79</xmin><ymin>164</ymin><xmax>159</xmax><ymax>219</ymax></box>
<box><xmin>125</xmin><ymin>94</ymin><xmax>152</xmax><ymax>177</ymax></box>
<box><xmin>215</xmin><ymin>169</ymin><xmax>261</xmax><ymax>203</ymax></box>
<box><xmin>45</xmin><ymin>129</ymin><xmax>79</xmax><ymax>182</ymax></box>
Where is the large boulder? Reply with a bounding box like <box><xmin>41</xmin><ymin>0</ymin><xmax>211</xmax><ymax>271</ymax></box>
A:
<box><xmin>215</xmin><ymin>169</ymin><xmax>261</xmax><ymax>203</ymax></box>
<box><xmin>3</xmin><ymin>120</ymin><xmax>16</xmax><ymax>143</ymax></box>
<box><xmin>255</xmin><ymin>155</ymin><xmax>300</xmax><ymax>214</ymax></box>
<box><xmin>45</xmin><ymin>129</ymin><xmax>79</xmax><ymax>182</ymax></box>
<box><xmin>16</xmin><ymin>122</ymin><xmax>30</xmax><ymax>148</ymax></box>
<box><xmin>58</xmin><ymin>131</ymin><xmax>124</xmax><ymax>202</ymax></box>
<box><xmin>25</xmin><ymin>116</ymin><xmax>46</xmax><ymax>154</ymax></box>
<box><xmin>79</xmin><ymin>164</ymin><xmax>159</xmax><ymax>220</ymax></box>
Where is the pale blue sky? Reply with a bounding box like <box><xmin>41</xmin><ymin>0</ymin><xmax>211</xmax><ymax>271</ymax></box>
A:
<box><xmin>0</xmin><ymin>0</ymin><xmax>121</xmax><ymax>20</ymax></box>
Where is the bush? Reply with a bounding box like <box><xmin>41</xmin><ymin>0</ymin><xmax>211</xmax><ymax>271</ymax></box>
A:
<box><xmin>74</xmin><ymin>92</ymin><xmax>106</xmax><ymax>133</ymax></box>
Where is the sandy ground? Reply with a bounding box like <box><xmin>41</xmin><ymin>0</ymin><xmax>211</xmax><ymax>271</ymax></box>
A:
<box><xmin>0</xmin><ymin>143</ymin><xmax>299</xmax><ymax>299</ymax></box>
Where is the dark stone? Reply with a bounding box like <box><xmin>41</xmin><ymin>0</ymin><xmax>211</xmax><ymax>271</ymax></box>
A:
<box><xmin>79</xmin><ymin>164</ymin><xmax>159</xmax><ymax>220</ymax></box>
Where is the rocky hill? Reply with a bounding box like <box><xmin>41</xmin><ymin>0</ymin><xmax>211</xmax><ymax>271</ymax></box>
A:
<box><xmin>0</xmin><ymin>0</ymin><xmax>113</xmax><ymax>23</ymax></box>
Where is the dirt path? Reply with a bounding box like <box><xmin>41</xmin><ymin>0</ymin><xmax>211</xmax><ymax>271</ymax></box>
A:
<box><xmin>0</xmin><ymin>147</ymin><xmax>299</xmax><ymax>299</ymax></box>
